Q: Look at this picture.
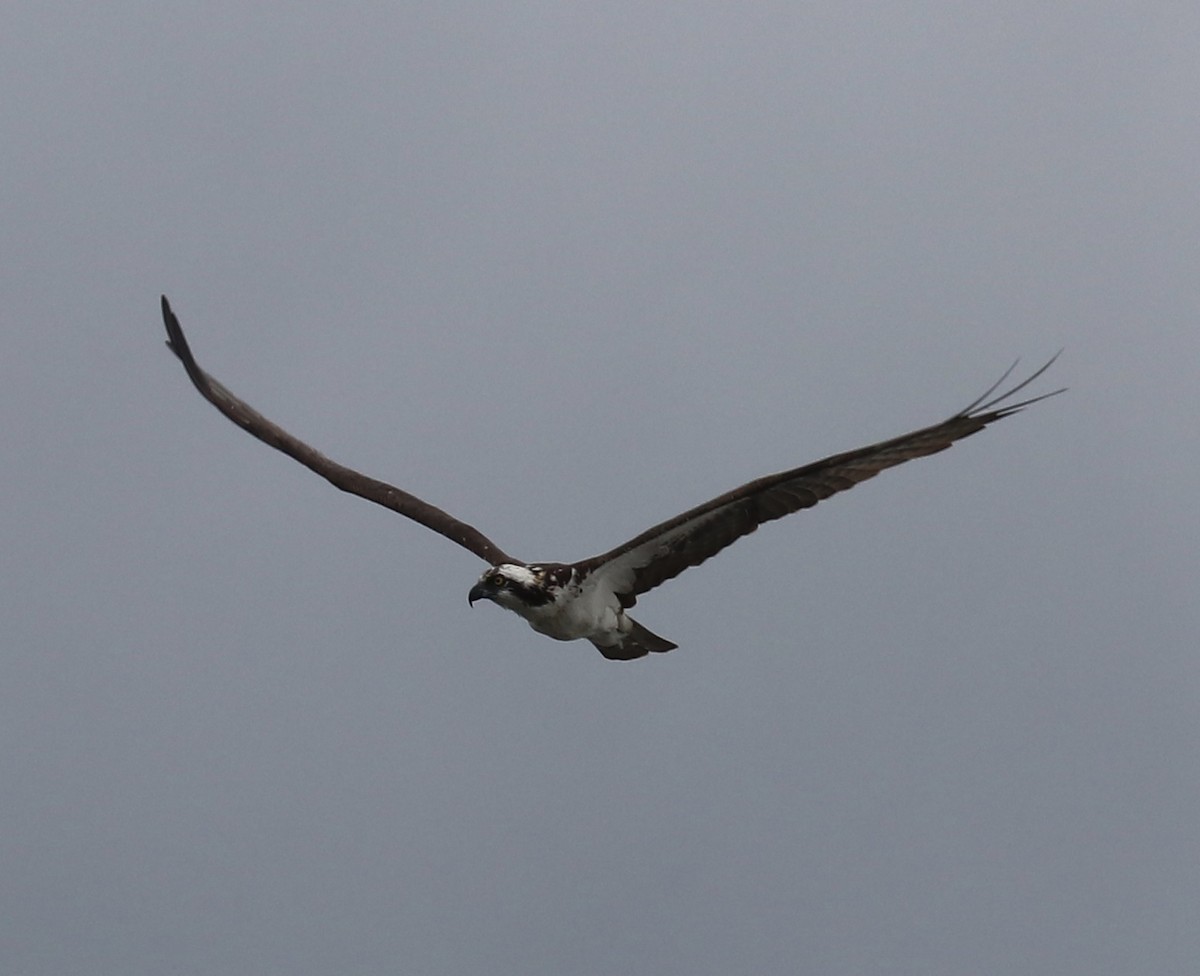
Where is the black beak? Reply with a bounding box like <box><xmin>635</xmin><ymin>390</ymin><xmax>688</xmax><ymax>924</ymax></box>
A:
<box><xmin>468</xmin><ymin>581</ymin><xmax>493</xmax><ymax>606</ymax></box>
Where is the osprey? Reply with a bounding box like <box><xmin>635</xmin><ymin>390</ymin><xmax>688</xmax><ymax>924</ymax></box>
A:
<box><xmin>160</xmin><ymin>297</ymin><xmax>1063</xmax><ymax>660</ymax></box>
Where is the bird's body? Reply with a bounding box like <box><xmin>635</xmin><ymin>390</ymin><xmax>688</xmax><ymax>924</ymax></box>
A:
<box><xmin>160</xmin><ymin>296</ymin><xmax>1062</xmax><ymax>660</ymax></box>
<box><xmin>468</xmin><ymin>563</ymin><xmax>676</xmax><ymax>658</ymax></box>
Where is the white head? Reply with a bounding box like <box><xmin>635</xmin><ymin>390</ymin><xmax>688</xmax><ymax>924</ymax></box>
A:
<box><xmin>467</xmin><ymin>564</ymin><xmax>549</xmax><ymax>609</ymax></box>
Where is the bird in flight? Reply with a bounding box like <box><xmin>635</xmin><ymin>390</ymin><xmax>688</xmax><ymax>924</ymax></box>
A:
<box><xmin>161</xmin><ymin>297</ymin><xmax>1062</xmax><ymax>660</ymax></box>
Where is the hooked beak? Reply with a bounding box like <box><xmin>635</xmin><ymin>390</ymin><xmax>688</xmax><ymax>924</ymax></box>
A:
<box><xmin>468</xmin><ymin>581</ymin><xmax>494</xmax><ymax>606</ymax></box>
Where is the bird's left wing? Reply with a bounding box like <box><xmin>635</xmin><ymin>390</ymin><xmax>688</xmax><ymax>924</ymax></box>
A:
<box><xmin>160</xmin><ymin>296</ymin><xmax>515</xmax><ymax>566</ymax></box>
<box><xmin>577</xmin><ymin>356</ymin><xmax>1063</xmax><ymax>606</ymax></box>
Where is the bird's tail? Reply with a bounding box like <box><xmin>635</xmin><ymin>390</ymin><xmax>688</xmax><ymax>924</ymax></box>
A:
<box><xmin>591</xmin><ymin>618</ymin><xmax>678</xmax><ymax>661</ymax></box>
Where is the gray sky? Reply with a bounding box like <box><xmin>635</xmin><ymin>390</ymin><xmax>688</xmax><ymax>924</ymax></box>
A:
<box><xmin>3</xmin><ymin>4</ymin><xmax>1197</xmax><ymax>974</ymax></box>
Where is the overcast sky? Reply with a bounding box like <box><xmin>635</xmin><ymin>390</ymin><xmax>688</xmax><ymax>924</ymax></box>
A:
<box><xmin>3</xmin><ymin>4</ymin><xmax>1197</xmax><ymax>974</ymax></box>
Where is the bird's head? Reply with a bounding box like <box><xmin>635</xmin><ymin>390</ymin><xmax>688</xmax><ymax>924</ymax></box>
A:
<box><xmin>468</xmin><ymin>564</ymin><xmax>549</xmax><ymax>609</ymax></box>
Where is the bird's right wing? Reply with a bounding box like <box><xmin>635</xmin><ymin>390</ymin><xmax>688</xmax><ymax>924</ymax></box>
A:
<box><xmin>578</xmin><ymin>355</ymin><xmax>1064</xmax><ymax>606</ymax></box>
<box><xmin>160</xmin><ymin>296</ymin><xmax>515</xmax><ymax>566</ymax></box>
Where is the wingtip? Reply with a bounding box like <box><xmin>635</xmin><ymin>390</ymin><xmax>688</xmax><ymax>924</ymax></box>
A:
<box><xmin>962</xmin><ymin>350</ymin><xmax>1066</xmax><ymax>418</ymax></box>
<box><xmin>160</xmin><ymin>294</ymin><xmax>189</xmax><ymax>364</ymax></box>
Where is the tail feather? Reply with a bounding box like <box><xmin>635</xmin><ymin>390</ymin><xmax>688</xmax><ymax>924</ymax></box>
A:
<box><xmin>591</xmin><ymin>618</ymin><xmax>678</xmax><ymax>661</ymax></box>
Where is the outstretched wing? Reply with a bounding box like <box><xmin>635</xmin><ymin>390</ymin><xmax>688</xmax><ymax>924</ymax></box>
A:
<box><xmin>160</xmin><ymin>296</ymin><xmax>515</xmax><ymax>566</ymax></box>
<box><xmin>578</xmin><ymin>356</ymin><xmax>1063</xmax><ymax>605</ymax></box>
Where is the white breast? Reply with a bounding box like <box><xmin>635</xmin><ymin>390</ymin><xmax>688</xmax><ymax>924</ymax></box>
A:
<box><xmin>519</xmin><ymin>576</ymin><xmax>624</xmax><ymax>643</ymax></box>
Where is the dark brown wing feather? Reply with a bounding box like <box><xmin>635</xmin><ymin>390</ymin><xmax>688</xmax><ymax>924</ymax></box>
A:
<box><xmin>579</xmin><ymin>356</ymin><xmax>1063</xmax><ymax>604</ymax></box>
<box><xmin>160</xmin><ymin>296</ymin><xmax>515</xmax><ymax>566</ymax></box>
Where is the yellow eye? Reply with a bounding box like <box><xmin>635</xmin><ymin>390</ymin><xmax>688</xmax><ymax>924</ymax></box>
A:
<box><xmin>490</xmin><ymin>574</ymin><xmax>506</xmax><ymax>587</ymax></box>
